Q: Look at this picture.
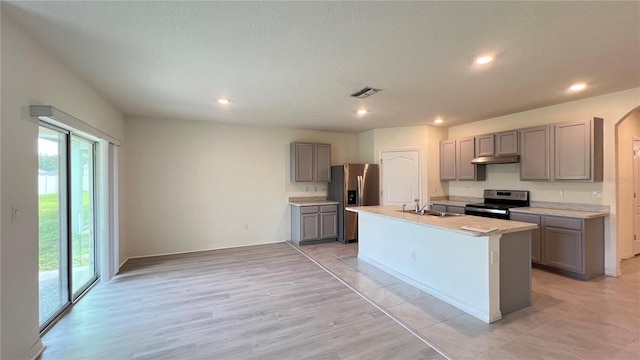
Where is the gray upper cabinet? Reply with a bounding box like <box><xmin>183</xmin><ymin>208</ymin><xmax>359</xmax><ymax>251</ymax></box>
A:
<box><xmin>440</xmin><ymin>138</ymin><xmax>485</xmax><ymax>181</ymax></box>
<box><xmin>496</xmin><ymin>130</ymin><xmax>519</xmax><ymax>155</ymax></box>
<box><xmin>520</xmin><ymin>125</ymin><xmax>553</xmax><ymax>180</ymax></box>
<box><xmin>439</xmin><ymin>140</ymin><xmax>456</xmax><ymax>181</ymax></box>
<box><xmin>291</xmin><ymin>142</ymin><xmax>331</xmax><ymax>182</ymax></box>
<box><xmin>457</xmin><ymin>137</ymin><xmax>486</xmax><ymax>181</ymax></box>
<box><xmin>475</xmin><ymin>134</ymin><xmax>495</xmax><ymax>157</ymax></box>
<box><xmin>313</xmin><ymin>143</ymin><xmax>332</xmax><ymax>182</ymax></box>
<box><xmin>554</xmin><ymin>118</ymin><xmax>603</xmax><ymax>181</ymax></box>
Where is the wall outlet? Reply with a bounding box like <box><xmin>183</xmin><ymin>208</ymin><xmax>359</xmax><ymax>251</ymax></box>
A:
<box><xmin>592</xmin><ymin>191</ymin><xmax>603</xmax><ymax>198</ymax></box>
<box><xmin>411</xmin><ymin>250</ymin><xmax>416</xmax><ymax>261</ymax></box>
<box><xmin>559</xmin><ymin>190</ymin><xmax>565</xmax><ymax>197</ymax></box>
<box><xmin>243</xmin><ymin>224</ymin><xmax>249</xmax><ymax>230</ymax></box>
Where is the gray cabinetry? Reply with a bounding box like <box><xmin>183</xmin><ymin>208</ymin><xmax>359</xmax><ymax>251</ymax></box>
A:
<box><xmin>440</xmin><ymin>138</ymin><xmax>486</xmax><ymax>181</ymax></box>
<box><xmin>291</xmin><ymin>142</ymin><xmax>331</xmax><ymax>182</ymax></box>
<box><xmin>510</xmin><ymin>212</ymin><xmax>604</xmax><ymax>280</ymax></box>
<box><xmin>496</xmin><ymin>130</ymin><xmax>519</xmax><ymax>155</ymax></box>
<box><xmin>300</xmin><ymin>210</ymin><xmax>320</xmax><ymax>242</ymax></box>
<box><xmin>439</xmin><ymin>140</ymin><xmax>456</xmax><ymax>181</ymax></box>
<box><xmin>544</xmin><ymin>225</ymin><xmax>582</xmax><ymax>273</ymax></box>
<box><xmin>475</xmin><ymin>134</ymin><xmax>495</xmax><ymax>157</ymax></box>
<box><xmin>520</xmin><ymin>125</ymin><xmax>553</xmax><ymax>180</ymax></box>
<box><xmin>313</xmin><ymin>144</ymin><xmax>332</xmax><ymax>182</ymax></box>
<box><xmin>457</xmin><ymin>137</ymin><xmax>477</xmax><ymax>180</ymax></box>
<box><xmin>510</xmin><ymin>213</ymin><xmax>542</xmax><ymax>264</ymax></box>
<box><xmin>431</xmin><ymin>204</ymin><xmax>464</xmax><ymax>214</ymax></box>
<box><xmin>447</xmin><ymin>205</ymin><xmax>465</xmax><ymax>214</ymax></box>
<box><xmin>554</xmin><ymin>118</ymin><xmax>603</xmax><ymax>181</ymax></box>
<box><xmin>291</xmin><ymin>204</ymin><xmax>338</xmax><ymax>245</ymax></box>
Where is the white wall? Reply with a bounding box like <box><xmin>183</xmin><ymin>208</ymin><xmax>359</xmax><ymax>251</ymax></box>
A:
<box><xmin>617</xmin><ymin>110</ymin><xmax>640</xmax><ymax>259</ymax></box>
<box><xmin>0</xmin><ymin>14</ymin><xmax>125</xmax><ymax>360</ymax></box>
<box><xmin>124</xmin><ymin>116</ymin><xmax>359</xmax><ymax>257</ymax></box>
<box><xmin>447</xmin><ymin>88</ymin><xmax>640</xmax><ymax>275</ymax></box>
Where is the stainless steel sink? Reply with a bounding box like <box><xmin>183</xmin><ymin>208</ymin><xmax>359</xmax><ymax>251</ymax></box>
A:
<box><xmin>396</xmin><ymin>209</ymin><xmax>465</xmax><ymax>217</ymax></box>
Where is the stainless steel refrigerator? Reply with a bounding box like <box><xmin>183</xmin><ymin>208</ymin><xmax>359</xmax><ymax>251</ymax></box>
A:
<box><xmin>328</xmin><ymin>164</ymin><xmax>380</xmax><ymax>243</ymax></box>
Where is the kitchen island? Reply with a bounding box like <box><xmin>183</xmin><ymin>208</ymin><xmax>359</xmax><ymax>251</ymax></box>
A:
<box><xmin>346</xmin><ymin>206</ymin><xmax>537</xmax><ymax>323</ymax></box>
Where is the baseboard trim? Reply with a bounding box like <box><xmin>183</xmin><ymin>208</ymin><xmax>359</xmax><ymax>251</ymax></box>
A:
<box><xmin>26</xmin><ymin>339</ymin><xmax>46</xmax><ymax>360</ymax></box>
<box><xmin>121</xmin><ymin>240</ymin><xmax>287</xmax><ymax>265</ymax></box>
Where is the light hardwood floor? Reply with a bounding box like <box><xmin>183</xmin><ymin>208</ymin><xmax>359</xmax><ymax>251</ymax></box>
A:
<box><xmin>296</xmin><ymin>241</ymin><xmax>640</xmax><ymax>360</ymax></box>
<box><xmin>39</xmin><ymin>243</ymin><xmax>444</xmax><ymax>360</ymax></box>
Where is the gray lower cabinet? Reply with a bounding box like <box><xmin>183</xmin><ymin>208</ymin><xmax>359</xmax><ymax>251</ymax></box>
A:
<box><xmin>520</xmin><ymin>125</ymin><xmax>553</xmax><ymax>180</ymax></box>
<box><xmin>447</xmin><ymin>205</ymin><xmax>465</xmax><ymax>214</ymax></box>
<box><xmin>290</xmin><ymin>142</ymin><xmax>331</xmax><ymax>182</ymax></box>
<box><xmin>431</xmin><ymin>204</ymin><xmax>465</xmax><ymax>214</ymax></box>
<box><xmin>510</xmin><ymin>213</ymin><xmax>542</xmax><ymax>264</ymax></box>
<box><xmin>510</xmin><ymin>212</ymin><xmax>604</xmax><ymax>280</ymax></box>
<box><xmin>291</xmin><ymin>204</ymin><xmax>337</xmax><ymax>245</ymax></box>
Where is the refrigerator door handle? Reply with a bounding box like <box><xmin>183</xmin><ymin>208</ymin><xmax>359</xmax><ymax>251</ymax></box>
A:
<box><xmin>357</xmin><ymin>175</ymin><xmax>363</xmax><ymax>206</ymax></box>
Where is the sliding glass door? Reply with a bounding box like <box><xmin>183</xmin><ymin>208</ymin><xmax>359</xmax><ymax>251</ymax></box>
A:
<box><xmin>39</xmin><ymin>125</ymin><xmax>98</xmax><ymax>329</ymax></box>
<box><xmin>71</xmin><ymin>136</ymin><xmax>98</xmax><ymax>296</ymax></box>
<box><xmin>38</xmin><ymin>125</ymin><xmax>69</xmax><ymax>325</ymax></box>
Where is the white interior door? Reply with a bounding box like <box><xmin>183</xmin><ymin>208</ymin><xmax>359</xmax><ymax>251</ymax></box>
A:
<box><xmin>633</xmin><ymin>140</ymin><xmax>640</xmax><ymax>255</ymax></box>
<box><xmin>380</xmin><ymin>150</ymin><xmax>421</xmax><ymax>206</ymax></box>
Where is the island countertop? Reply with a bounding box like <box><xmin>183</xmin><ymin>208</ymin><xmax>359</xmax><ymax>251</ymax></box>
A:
<box><xmin>346</xmin><ymin>205</ymin><xmax>537</xmax><ymax>236</ymax></box>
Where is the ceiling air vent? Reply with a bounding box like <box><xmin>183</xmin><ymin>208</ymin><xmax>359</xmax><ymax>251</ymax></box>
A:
<box><xmin>350</xmin><ymin>87</ymin><xmax>381</xmax><ymax>99</ymax></box>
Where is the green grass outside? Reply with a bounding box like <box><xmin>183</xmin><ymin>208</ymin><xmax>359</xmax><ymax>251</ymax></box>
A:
<box><xmin>39</xmin><ymin>192</ymin><xmax>94</xmax><ymax>271</ymax></box>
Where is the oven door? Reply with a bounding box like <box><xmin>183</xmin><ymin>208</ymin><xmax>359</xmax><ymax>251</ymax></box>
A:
<box><xmin>464</xmin><ymin>206</ymin><xmax>509</xmax><ymax>219</ymax></box>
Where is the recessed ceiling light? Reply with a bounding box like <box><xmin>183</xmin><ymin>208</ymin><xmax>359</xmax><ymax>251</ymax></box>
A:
<box><xmin>357</xmin><ymin>109</ymin><xmax>368</xmax><ymax>116</ymax></box>
<box><xmin>475</xmin><ymin>54</ymin><xmax>494</xmax><ymax>65</ymax></box>
<box><xmin>217</xmin><ymin>98</ymin><xmax>230</xmax><ymax>105</ymax></box>
<box><xmin>568</xmin><ymin>82</ymin><xmax>587</xmax><ymax>92</ymax></box>
<box><xmin>434</xmin><ymin>118</ymin><xmax>444</xmax><ymax>124</ymax></box>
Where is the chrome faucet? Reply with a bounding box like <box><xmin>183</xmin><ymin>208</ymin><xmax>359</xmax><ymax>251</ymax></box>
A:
<box><xmin>419</xmin><ymin>202</ymin><xmax>432</xmax><ymax>213</ymax></box>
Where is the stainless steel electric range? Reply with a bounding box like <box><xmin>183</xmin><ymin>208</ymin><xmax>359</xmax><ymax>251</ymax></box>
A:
<box><xmin>464</xmin><ymin>189</ymin><xmax>530</xmax><ymax>220</ymax></box>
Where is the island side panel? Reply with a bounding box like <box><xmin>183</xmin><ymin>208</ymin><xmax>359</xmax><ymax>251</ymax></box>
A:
<box><xmin>356</xmin><ymin>212</ymin><xmax>501</xmax><ymax>323</ymax></box>
<box><xmin>499</xmin><ymin>230</ymin><xmax>532</xmax><ymax>315</ymax></box>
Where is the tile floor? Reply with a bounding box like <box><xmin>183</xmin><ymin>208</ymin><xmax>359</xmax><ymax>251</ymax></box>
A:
<box><xmin>293</xmin><ymin>241</ymin><xmax>640</xmax><ymax>360</ymax></box>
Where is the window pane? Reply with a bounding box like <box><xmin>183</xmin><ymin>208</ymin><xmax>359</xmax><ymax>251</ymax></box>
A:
<box><xmin>71</xmin><ymin>136</ymin><xmax>97</xmax><ymax>296</ymax></box>
<box><xmin>38</xmin><ymin>126</ymin><xmax>68</xmax><ymax>325</ymax></box>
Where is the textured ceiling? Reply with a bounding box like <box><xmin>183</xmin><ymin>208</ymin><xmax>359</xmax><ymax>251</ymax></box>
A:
<box><xmin>3</xmin><ymin>1</ymin><xmax>640</xmax><ymax>132</ymax></box>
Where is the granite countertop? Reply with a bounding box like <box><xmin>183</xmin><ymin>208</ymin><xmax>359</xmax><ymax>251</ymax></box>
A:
<box><xmin>289</xmin><ymin>200</ymin><xmax>338</xmax><ymax>206</ymax></box>
<box><xmin>346</xmin><ymin>205</ymin><xmax>537</xmax><ymax>237</ymax></box>
<box><xmin>510</xmin><ymin>207</ymin><xmax>608</xmax><ymax>219</ymax></box>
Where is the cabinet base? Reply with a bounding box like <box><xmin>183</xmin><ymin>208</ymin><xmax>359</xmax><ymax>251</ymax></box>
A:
<box><xmin>532</xmin><ymin>263</ymin><xmax>602</xmax><ymax>281</ymax></box>
<box><xmin>292</xmin><ymin>237</ymin><xmax>338</xmax><ymax>246</ymax></box>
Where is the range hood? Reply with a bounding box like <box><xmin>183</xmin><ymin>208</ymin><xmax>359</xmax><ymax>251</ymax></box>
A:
<box><xmin>471</xmin><ymin>155</ymin><xmax>520</xmax><ymax>164</ymax></box>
